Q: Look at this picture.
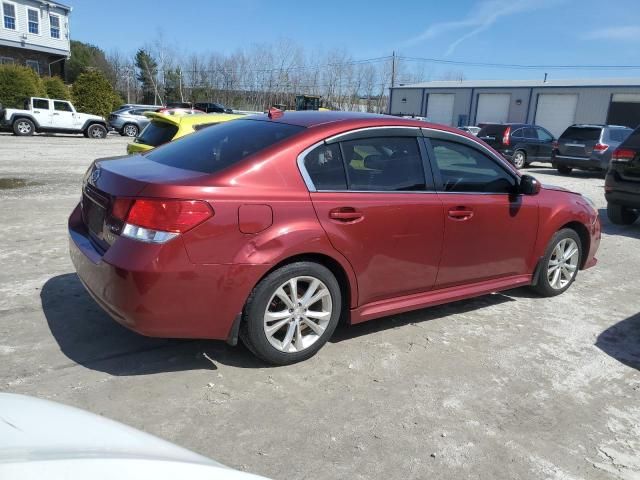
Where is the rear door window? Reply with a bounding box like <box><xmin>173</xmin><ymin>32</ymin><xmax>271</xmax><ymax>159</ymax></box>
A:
<box><xmin>146</xmin><ymin>119</ymin><xmax>304</xmax><ymax>173</ymax></box>
<box><xmin>523</xmin><ymin>127</ymin><xmax>538</xmax><ymax>139</ymax></box>
<box><xmin>33</xmin><ymin>99</ymin><xmax>49</xmax><ymax>109</ymax></box>
<box><xmin>559</xmin><ymin>127</ymin><xmax>601</xmax><ymax>142</ymax></box>
<box><xmin>340</xmin><ymin>137</ymin><xmax>426</xmax><ymax>191</ymax></box>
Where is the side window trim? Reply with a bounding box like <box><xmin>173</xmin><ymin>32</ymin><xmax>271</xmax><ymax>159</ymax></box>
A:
<box><xmin>421</xmin><ymin>128</ymin><xmax>519</xmax><ymax>194</ymax></box>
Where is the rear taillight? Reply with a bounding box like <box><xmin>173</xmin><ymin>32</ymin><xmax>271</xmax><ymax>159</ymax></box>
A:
<box><xmin>593</xmin><ymin>143</ymin><xmax>609</xmax><ymax>152</ymax></box>
<box><xmin>612</xmin><ymin>148</ymin><xmax>636</xmax><ymax>163</ymax></box>
<box><xmin>552</xmin><ymin>141</ymin><xmax>559</xmax><ymax>150</ymax></box>
<box><xmin>111</xmin><ymin>198</ymin><xmax>213</xmax><ymax>243</ymax></box>
<box><xmin>502</xmin><ymin>126</ymin><xmax>511</xmax><ymax>146</ymax></box>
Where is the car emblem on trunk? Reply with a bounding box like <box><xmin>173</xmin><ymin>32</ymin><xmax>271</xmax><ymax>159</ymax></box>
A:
<box><xmin>90</xmin><ymin>168</ymin><xmax>101</xmax><ymax>184</ymax></box>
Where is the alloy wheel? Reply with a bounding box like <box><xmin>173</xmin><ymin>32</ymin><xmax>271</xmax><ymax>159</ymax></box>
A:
<box><xmin>513</xmin><ymin>151</ymin><xmax>525</xmax><ymax>169</ymax></box>
<box><xmin>263</xmin><ymin>276</ymin><xmax>333</xmax><ymax>353</ymax></box>
<box><xmin>547</xmin><ymin>238</ymin><xmax>579</xmax><ymax>290</ymax></box>
<box><xmin>17</xmin><ymin>121</ymin><xmax>31</xmax><ymax>134</ymax></box>
<box><xmin>124</xmin><ymin>125</ymin><xmax>138</xmax><ymax>137</ymax></box>
<box><xmin>90</xmin><ymin>126</ymin><xmax>105</xmax><ymax>138</ymax></box>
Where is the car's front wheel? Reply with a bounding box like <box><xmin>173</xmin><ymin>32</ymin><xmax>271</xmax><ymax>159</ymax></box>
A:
<box><xmin>607</xmin><ymin>202</ymin><xmax>639</xmax><ymax>225</ymax></box>
<box><xmin>241</xmin><ymin>262</ymin><xmax>342</xmax><ymax>365</ymax></box>
<box><xmin>532</xmin><ymin>228</ymin><xmax>582</xmax><ymax>297</ymax></box>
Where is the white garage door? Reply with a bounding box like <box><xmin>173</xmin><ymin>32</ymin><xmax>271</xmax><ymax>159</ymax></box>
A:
<box><xmin>612</xmin><ymin>93</ymin><xmax>640</xmax><ymax>103</ymax></box>
<box><xmin>535</xmin><ymin>94</ymin><xmax>578</xmax><ymax>138</ymax></box>
<box><xmin>426</xmin><ymin>94</ymin><xmax>454</xmax><ymax>125</ymax></box>
<box><xmin>476</xmin><ymin>93</ymin><xmax>511</xmax><ymax>124</ymax></box>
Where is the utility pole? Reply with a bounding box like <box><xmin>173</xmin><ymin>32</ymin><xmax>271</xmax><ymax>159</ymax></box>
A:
<box><xmin>388</xmin><ymin>51</ymin><xmax>396</xmax><ymax>114</ymax></box>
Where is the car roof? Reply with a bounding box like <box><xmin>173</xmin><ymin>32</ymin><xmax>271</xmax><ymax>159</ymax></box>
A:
<box><xmin>241</xmin><ymin>110</ymin><xmax>469</xmax><ymax>132</ymax></box>
<box><xmin>568</xmin><ymin>124</ymin><xmax>630</xmax><ymax>129</ymax></box>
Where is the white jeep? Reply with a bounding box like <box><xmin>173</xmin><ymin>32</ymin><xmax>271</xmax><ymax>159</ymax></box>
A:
<box><xmin>0</xmin><ymin>97</ymin><xmax>109</xmax><ymax>138</ymax></box>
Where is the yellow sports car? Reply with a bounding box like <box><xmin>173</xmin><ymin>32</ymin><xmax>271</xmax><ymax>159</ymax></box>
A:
<box><xmin>126</xmin><ymin>112</ymin><xmax>243</xmax><ymax>154</ymax></box>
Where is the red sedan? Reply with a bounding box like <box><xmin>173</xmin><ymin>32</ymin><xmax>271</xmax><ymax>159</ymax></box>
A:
<box><xmin>69</xmin><ymin>111</ymin><xmax>600</xmax><ymax>365</ymax></box>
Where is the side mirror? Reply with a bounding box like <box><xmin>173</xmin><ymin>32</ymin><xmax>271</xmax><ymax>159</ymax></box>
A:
<box><xmin>519</xmin><ymin>174</ymin><xmax>541</xmax><ymax>195</ymax></box>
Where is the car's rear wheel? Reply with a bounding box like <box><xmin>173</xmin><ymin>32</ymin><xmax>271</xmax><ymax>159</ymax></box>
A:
<box><xmin>532</xmin><ymin>228</ymin><xmax>582</xmax><ymax>297</ymax></box>
<box><xmin>122</xmin><ymin>123</ymin><xmax>139</xmax><ymax>137</ymax></box>
<box><xmin>607</xmin><ymin>202</ymin><xmax>639</xmax><ymax>225</ymax></box>
<box><xmin>513</xmin><ymin>150</ymin><xmax>526</xmax><ymax>169</ymax></box>
<box><xmin>87</xmin><ymin>124</ymin><xmax>107</xmax><ymax>139</ymax></box>
<box><xmin>557</xmin><ymin>165</ymin><xmax>572</xmax><ymax>175</ymax></box>
<box><xmin>13</xmin><ymin>118</ymin><xmax>34</xmax><ymax>136</ymax></box>
<box><xmin>240</xmin><ymin>262</ymin><xmax>341</xmax><ymax>365</ymax></box>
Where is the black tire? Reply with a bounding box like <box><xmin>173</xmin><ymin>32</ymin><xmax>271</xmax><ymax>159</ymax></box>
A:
<box><xmin>240</xmin><ymin>262</ymin><xmax>342</xmax><ymax>365</ymax></box>
<box><xmin>122</xmin><ymin>123</ymin><xmax>139</xmax><ymax>137</ymax></box>
<box><xmin>13</xmin><ymin>118</ymin><xmax>35</xmax><ymax>136</ymax></box>
<box><xmin>607</xmin><ymin>202</ymin><xmax>639</xmax><ymax>225</ymax></box>
<box><xmin>512</xmin><ymin>150</ymin><xmax>527</xmax><ymax>169</ymax></box>
<box><xmin>557</xmin><ymin>165</ymin><xmax>572</xmax><ymax>175</ymax></box>
<box><xmin>86</xmin><ymin>124</ymin><xmax>107</xmax><ymax>139</ymax></box>
<box><xmin>531</xmin><ymin>228</ymin><xmax>582</xmax><ymax>297</ymax></box>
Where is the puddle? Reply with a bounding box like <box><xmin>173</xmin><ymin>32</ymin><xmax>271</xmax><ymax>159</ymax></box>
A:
<box><xmin>0</xmin><ymin>178</ymin><xmax>43</xmax><ymax>190</ymax></box>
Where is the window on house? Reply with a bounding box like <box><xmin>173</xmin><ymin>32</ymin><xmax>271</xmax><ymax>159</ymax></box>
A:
<box><xmin>0</xmin><ymin>56</ymin><xmax>14</xmax><ymax>64</ymax></box>
<box><xmin>3</xmin><ymin>2</ymin><xmax>16</xmax><ymax>30</ymax></box>
<box><xmin>26</xmin><ymin>60</ymin><xmax>40</xmax><ymax>74</ymax></box>
<box><xmin>27</xmin><ymin>8</ymin><xmax>39</xmax><ymax>34</ymax></box>
<box><xmin>49</xmin><ymin>14</ymin><xmax>60</xmax><ymax>38</ymax></box>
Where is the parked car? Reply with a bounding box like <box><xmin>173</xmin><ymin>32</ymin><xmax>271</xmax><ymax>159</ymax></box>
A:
<box><xmin>477</xmin><ymin>123</ymin><xmax>555</xmax><ymax>169</ymax></box>
<box><xmin>165</xmin><ymin>101</ymin><xmax>193</xmax><ymax>109</ymax></box>
<box><xmin>459</xmin><ymin>126</ymin><xmax>480</xmax><ymax>136</ymax></box>
<box><xmin>155</xmin><ymin>107</ymin><xmax>205</xmax><ymax>116</ymax></box>
<box><xmin>552</xmin><ymin>124</ymin><xmax>633</xmax><ymax>174</ymax></box>
<box><xmin>605</xmin><ymin>126</ymin><xmax>640</xmax><ymax>225</ymax></box>
<box><xmin>0</xmin><ymin>97</ymin><xmax>108</xmax><ymax>138</ymax></box>
<box><xmin>69</xmin><ymin>111</ymin><xmax>600</xmax><ymax>365</ymax></box>
<box><xmin>126</xmin><ymin>112</ymin><xmax>243</xmax><ymax>154</ymax></box>
<box><xmin>0</xmin><ymin>393</ymin><xmax>270</xmax><ymax>480</ymax></box>
<box><xmin>108</xmin><ymin>107</ymin><xmax>157</xmax><ymax>137</ymax></box>
<box><xmin>194</xmin><ymin>102</ymin><xmax>234</xmax><ymax>114</ymax></box>
<box><xmin>116</xmin><ymin>103</ymin><xmax>162</xmax><ymax>111</ymax></box>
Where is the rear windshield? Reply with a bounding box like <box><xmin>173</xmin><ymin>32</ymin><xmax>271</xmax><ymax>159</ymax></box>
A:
<box><xmin>477</xmin><ymin>124</ymin><xmax>508</xmax><ymax>137</ymax></box>
<box><xmin>136</xmin><ymin>120</ymin><xmax>179</xmax><ymax>147</ymax></box>
<box><xmin>559</xmin><ymin>126</ymin><xmax>601</xmax><ymax>142</ymax></box>
<box><xmin>145</xmin><ymin>119</ymin><xmax>305</xmax><ymax>173</ymax></box>
<box><xmin>620</xmin><ymin>127</ymin><xmax>640</xmax><ymax>149</ymax></box>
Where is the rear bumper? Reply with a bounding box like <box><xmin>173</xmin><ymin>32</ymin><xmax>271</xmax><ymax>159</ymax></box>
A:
<box><xmin>68</xmin><ymin>204</ymin><xmax>269</xmax><ymax>340</ymax></box>
<box><xmin>605</xmin><ymin>190</ymin><xmax>640</xmax><ymax>208</ymax></box>
<box><xmin>552</xmin><ymin>154</ymin><xmax>609</xmax><ymax>170</ymax></box>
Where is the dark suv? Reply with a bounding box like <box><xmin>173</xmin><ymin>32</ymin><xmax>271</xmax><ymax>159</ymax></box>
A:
<box><xmin>477</xmin><ymin>123</ymin><xmax>554</xmax><ymax>169</ymax></box>
<box><xmin>605</xmin><ymin>126</ymin><xmax>640</xmax><ymax>225</ymax></box>
<box><xmin>552</xmin><ymin>124</ymin><xmax>632</xmax><ymax>175</ymax></box>
<box><xmin>194</xmin><ymin>102</ymin><xmax>233</xmax><ymax>114</ymax></box>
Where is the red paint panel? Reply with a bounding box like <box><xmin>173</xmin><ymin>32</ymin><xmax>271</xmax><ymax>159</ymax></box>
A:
<box><xmin>238</xmin><ymin>204</ymin><xmax>273</xmax><ymax>234</ymax></box>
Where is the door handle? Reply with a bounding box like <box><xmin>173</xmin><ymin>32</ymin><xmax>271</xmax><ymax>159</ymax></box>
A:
<box><xmin>33</xmin><ymin>110</ymin><xmax>40</xmax><ymax>113</ymax></box>
<box><xmin>329</xmin><ymin>207</ymin><xmax>364</xmax><ymax>222</ymax></box>
<box><xmin>53</xmin><ymin>112</ymin><xmax>60</xmax><ymax>115</ymax></box>
<box><xmin>448</xmin><ymin>207</ymin><xmax>474</xmax><ymax>221</ymax></box>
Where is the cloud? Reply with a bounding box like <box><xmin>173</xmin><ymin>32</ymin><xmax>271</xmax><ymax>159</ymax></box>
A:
<box><xmin>403</xmin><ymin>0</ymin><xmax>560</xmax><ymax>56</ymax></box>
<box><xmin>584</xmin><ymin>26</ymin><xmax>640</xmax><ymax>41</ymax></box>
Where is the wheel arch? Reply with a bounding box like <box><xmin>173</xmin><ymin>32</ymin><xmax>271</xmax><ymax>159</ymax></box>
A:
<box><xmin>559</xmin><ymin>221</ymin><xmax>590</xmax><ymax>269</ymax></box>
<box><xmin>82</xmin><ymin>119</ymin><xmax>108</xmax><ymax>131</ymax></box>
<box><xmin>12</xmin><ymin>114</ymin><xmax>39</xmax><ymax>130</ymax></box>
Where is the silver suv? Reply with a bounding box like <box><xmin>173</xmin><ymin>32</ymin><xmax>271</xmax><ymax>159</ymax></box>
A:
<box><xmin>108</xmin><ymin>106</ymin><xmax>158</xmax><ymax>137</ymax></box>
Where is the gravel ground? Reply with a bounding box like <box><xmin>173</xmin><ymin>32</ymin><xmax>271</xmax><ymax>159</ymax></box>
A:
<box><xmin>0</xmin><ymin>132</ymin><xmax>639</xmax><ymax>480</ymax></box>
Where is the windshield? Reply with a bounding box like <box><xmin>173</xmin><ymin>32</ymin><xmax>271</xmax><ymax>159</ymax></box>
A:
<box><xmin>145</xmin><ymin>119</ymin><xmax>305</xmax><ymax>174</ymax></box>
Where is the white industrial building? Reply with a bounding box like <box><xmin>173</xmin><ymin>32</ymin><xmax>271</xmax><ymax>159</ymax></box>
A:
<box><xmin>389</xmin><ymin>78</ymin><xmax>640</xmax><ymax>137</ymax></box>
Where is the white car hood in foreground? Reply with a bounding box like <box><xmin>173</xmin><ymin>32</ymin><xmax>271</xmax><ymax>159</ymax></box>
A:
<box><xmin>0</xmin><ymin>393</ymin><xmax>269</xmax><ymax>480</ymax></box>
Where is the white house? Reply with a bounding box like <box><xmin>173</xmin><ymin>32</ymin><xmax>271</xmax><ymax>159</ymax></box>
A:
<box><xmin>0</xmin><ymin>0</ymin><xmax>71</xmax><ymax>77</ymax></box>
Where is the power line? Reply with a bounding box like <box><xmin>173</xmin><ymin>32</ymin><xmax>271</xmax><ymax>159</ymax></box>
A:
<box><xmin>398</xmin><ymin>56</ymin><xmax>640</xmax><ymax>71</ymax></box>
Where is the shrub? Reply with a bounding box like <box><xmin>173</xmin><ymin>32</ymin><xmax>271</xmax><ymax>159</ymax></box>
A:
<box><xmin>0</xmin><ymin>65</ymin><xmax>45</xmax><ymax>108</ymax></box>
<box><xmin>43</xmin><ymin>76</ymin><xmax>70</xmax><ymax>100</ymax></box>
<box><xmin>71</xmin><ymin>69</ymin><xmax>120</xmax><ymax>118</ymax></box>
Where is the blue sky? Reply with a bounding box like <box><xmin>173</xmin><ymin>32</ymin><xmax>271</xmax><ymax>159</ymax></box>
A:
<box><xmin>64</xmin><ymin>0</ymin><xmax>640</xmax><ymax>81</ymax></box>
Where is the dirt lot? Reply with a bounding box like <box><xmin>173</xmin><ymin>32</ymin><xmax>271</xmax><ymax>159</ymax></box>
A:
<box><xmin>1</xmin><ymin>132</ymin><xmax>639</xmax><ymax>480</ymax></box>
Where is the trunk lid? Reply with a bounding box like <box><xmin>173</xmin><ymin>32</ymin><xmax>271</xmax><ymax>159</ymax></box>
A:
<box><xmin>81</xmin><ymin>155</ymin><xmax>210</xmax><ymax>251</ymax></box>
